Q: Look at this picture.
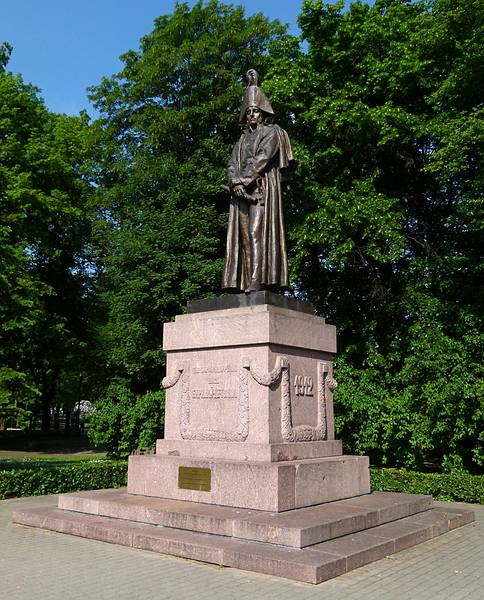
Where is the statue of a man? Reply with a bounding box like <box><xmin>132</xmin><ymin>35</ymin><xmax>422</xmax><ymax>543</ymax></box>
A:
<box><xmin>222</xmin><ymin>70</ymin><xmax>295</xmax><ymax>293</ymax></box>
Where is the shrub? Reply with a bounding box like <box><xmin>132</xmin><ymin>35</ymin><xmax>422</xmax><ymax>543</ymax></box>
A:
<box><xmin>0</xmin><ymin>459</ymin><xmax>128</xmax><ymax>499</ymax></box>
<box><xmin>371</xmin><ymin>468</ymin><xmax>484</xmax><ymax>504</ymax></box>
<box><xmin>88</xmin><ymin>384</ymin><xmax>165</xmax><ymax>458</ymax></box>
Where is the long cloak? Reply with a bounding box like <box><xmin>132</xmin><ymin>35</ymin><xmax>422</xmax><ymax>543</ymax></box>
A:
<box><xmin>222</xmin><ymin>123</ymin><xmax>294</xmax><ymax>292</ymax></box>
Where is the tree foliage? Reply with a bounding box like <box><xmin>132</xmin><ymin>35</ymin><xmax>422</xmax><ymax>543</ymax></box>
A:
<box><xmin>265</xmin><ymin>0</ymin><xmax>483</xmax><ymax>468</ymax></box>
<box><xmin>1</xmin><ymin>1</ymin><xmax>482</xmax><ymax>469</ymax></box>
<box><xmin>0</xmin><ymin>48</ymin><xmax>93</xmax><ymax>429</ymax></box>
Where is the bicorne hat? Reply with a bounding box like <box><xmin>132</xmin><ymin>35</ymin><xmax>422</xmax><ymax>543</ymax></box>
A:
<box><xmin>239</xmin><ymin>69</ymin><xmax>274</xmax><ymax>123</ymax></box>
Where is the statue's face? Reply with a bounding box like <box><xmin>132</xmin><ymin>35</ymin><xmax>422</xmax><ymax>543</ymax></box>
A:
<box><xmin>246</xmin><ymin>106</ymin><xmax>263</xmax><ymax>129</ymax></box>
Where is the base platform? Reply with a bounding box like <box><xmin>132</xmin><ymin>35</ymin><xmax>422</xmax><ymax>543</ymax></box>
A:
<box><xmin>127</xmin><ymin>454</ymin><xmax>370</xmax><ymax>511</ymax></box>
<box><xmin>12</xmin><ymin>488</ymin><xmax>474</xmax><ymax>584</ymax></box>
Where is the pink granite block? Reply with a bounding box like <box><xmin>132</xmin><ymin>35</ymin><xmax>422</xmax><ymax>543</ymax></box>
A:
<box><xmin>413</xmin><ymin>506</ymin><xmax>475</xmax><ymax>531</ymax></box>
<box><xmin>128</xmin><ymin>453</ymin><xmax>372</xmax><ymax>511</ymax></box>
<box><xmin>366</xmin><ymin>518</ymin><xmax>434</xmax><ymax>552</ymax></box>
<box><xmin>304</xmin><ymin>504</ymin><xmax>372</xmax><ymax>543</ymax></box>
<box><xmin>131</xmin><ymin>527</ymin><xmax>226</xmax><ymax>564</ymax></box>
<box><xmin>25</xmin><ymin>508</ymin><xmax>89</xmax><ymax>537</ymax></box>
<box><xmin>80</xmin><ymin>517</ymin><xmax>138</xmax><ymax>547</ymax></box>
<box><xmin>67</xmin><ymin>488</ymin><xmax>262</xmax><ymax>536</ymax></box>
<box><xmin>163</xmin><ymin>305</ymin><xmax>336</xmax><ymax>353</ymax></box>
<box><xmin>100</xmin><ymin>492</ymin><xmax>248</xmax><ymax>536</ymax></box>
<box><xmin>294</xmin><ymin>455</ymin><xmax>370</xmax><ymax>506</ymax></box>
<box><xmin>136</xmin><ymin>501</ymin><xmax>234</xmax><ymax>536</ymax></box>
<box><xmin>163</xmin><ymin>345</ymin><xmax>337</xmax><ymax>447</ymax></box>
<box><xmin>15</xmin><ymin>505</ymin><xmax>225</xmax><ymax>564</ymax></box>
<box><xmin>127</xmin><ymin>454</ymin><xmax>296</xmax><ymax>511</ymax></box>
<box><xmin>308</xmin><ymin>506</ymin><xmax>369</xmax><ymax>544</ymax></box>
<box><xmin>406</xmin><ymin>509</ymin><xmax>450</xmax><ymax>536</ymax></box>
<box><xmin>211</xmin><ymin>458</ymin><xmax>295</xmax><ymax>511</ymax></box>
<box><xmin>233</xmin><ymin>516</ymin><xmax>302</xmax><ymax>547</ymax></box>
<box><xmin>13</xmin><ymin>507</ymin><xmax>137</xmax><ymax>547</ymax></box>
<box><xmin>276</xmin><ymin>463</ymin><xmax>297</xmax><ymax>511</ymax></box>
<box><xmin>58</xmin><ymin>488</ymin><xmax>123</xmax><ymax>513</ymax></box>
<box><xmin>233</xmin><ymin>503</ymin><xmax>369</xmax><ymax>547</ymax></box>
<box><xmin>338</xmin><ymin>492</ymin><xmax>433</xmax><ymax>526</ymax></box>
<box><xmin>161</xmin><ymin>303</ymin><xmax>340</xmax><ymax>452</ymax></box>
<box><xmin>58</xmin><ymin>493</ymin><xmax>100</xmax><ymax>514</ymax></box>
<box><xmin>155</xmin><ymin>439</ymin><xmax>343</xmax><ymax>462</ymax></box>
<box><xmin>98</xmin><ymin>492</ymin><xmax>191</xmax><ymax>525</ymax></box>
<box><xmin>222</xmin><ymin>539</ymin><xmax>346</xmax><ymax>584</ymax></box>
<box><xmin>433</xmin><ymin>506</ymin><xmax>476</xmax><ymax>530</ymax></box>
<box><xmin>269</xmin><ymin>440</ymin><xmax>342</xmax><ymax>461</ymax></box>
<box><xmin>100</xmin><ymin>496</ymin><xmax>153</xmax><ymax>524</ymax></box>
<box><xmin>307</xmin><ymin>531</ymin><xmax>395</xmax><ymax>571</ymax></box>
<box><xmin>12</xmin><ymin>508</ymin><xmax>53</xmax><ymax>529</ymax></box>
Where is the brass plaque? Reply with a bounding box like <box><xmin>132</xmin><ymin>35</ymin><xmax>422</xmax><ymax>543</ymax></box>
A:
<box><xmin>178</xmin><ymin>466</ymin><xmax>211</xmax><ymax>492</ymax></box>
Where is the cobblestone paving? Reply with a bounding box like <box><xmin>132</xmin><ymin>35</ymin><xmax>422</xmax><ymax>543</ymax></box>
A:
<box><xmin>1</xmin><ymin>495</ymin><xmax>482</xmax><ymax>600</ymax></box>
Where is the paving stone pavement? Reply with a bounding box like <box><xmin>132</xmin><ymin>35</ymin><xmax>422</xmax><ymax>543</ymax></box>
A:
<box><xmin>1</xmin><ymin>494</ymin><xmax>482</xmax><ymax>600</ymax></box>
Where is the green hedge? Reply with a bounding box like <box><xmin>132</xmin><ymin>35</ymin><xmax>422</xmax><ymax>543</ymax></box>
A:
<box><xmin>371</xmin><ymin>468</ymin><xmax>484</xmax><ymax>504</ymax></box>
<box><xmin>2</xmin><ymin>459</ymin><xmax>482</xmax><ymax>504</ymax></box>
<box><xmin>0</xmin><ymin>459</ymin><xmax>128</xmax><ymax>499</ymax></box>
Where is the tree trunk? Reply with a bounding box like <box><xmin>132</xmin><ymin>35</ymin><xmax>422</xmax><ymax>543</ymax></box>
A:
<box><xmin>29</xmin><ymin>409</ymin><xmax>37</xmax><ymax>431</ymax></box>
<box><xmin>40</xmin><ymin>366</ymin><xmax>57</xmax><ymax>432</ymax></box>
<box><xmin>64</xmin><ymin>406</ymin><xmax>71</xmax><ymax>433</ymax></box>
<box><xmin>41</xmin><ymin>391</ymin><xmax>51</xmax><ymax>431</ymax></box>
<box><xmin>74</xmin><ymin>404</ymin><xmax>80</xmax><ymax>436</ymax></box>
<box><xmin>53</xmin><ymin>405</ymin><xmax>60</xmax><ymax>431</ymax></box>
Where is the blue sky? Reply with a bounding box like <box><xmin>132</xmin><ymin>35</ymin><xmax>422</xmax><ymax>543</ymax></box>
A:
<box><xmin>1</xmin><ymin>1</ymin><xmax>309</xmax><ymax>116</ymax></box>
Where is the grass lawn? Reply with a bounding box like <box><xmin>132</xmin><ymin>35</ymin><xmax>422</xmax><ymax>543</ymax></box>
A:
<box><xmin>0</xmin><ymin>431</ymin><xmax>105</xmax><ymax>461</ymax></box>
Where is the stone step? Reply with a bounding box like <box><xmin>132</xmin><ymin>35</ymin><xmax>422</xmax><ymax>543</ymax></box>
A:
<box><xmin>12</xmin><ymin>504</ymin><xmax>474</xmax><ymax>584</ymax></box>
<box><xmin>58</xmin><ymin>489</ymin><xmax>433</xmax><ymax>548</ymax></box>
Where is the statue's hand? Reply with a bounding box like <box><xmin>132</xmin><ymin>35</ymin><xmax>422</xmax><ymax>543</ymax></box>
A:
<box><xmin>232</xmin><ymin>184</ymin><xmax>245</xmax><ymax>198</ymax></box>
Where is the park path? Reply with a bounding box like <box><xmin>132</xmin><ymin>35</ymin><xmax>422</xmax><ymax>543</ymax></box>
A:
<box><xmin>1</xmin><ymin>494</ymin><xmax>482</xmax><ymax>600</ymax></box>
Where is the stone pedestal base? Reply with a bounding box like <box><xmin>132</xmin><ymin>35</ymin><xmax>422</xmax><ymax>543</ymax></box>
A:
<box><xmin>161</xmin><ymin>301</ymin><xmax>339</xmax><ymax>449</ymax></box>
<box><xmin>12</xmin><ymin>489</ymin><xmax>475</xmax><ymax>584</ymax></box>
<box><xmin>148</xmin><ymin>298</ymin><xmax>364</xmax><ymax>512</ymax></box>
<box><xmin>15</xmin><ymin>296</ymin><xmax>472</xmax><ymax>584</ymax></box>
<box><xmin>127</xmin><ymin>454</ymin><xmax>370</xmax><ymax>512</ymax></box>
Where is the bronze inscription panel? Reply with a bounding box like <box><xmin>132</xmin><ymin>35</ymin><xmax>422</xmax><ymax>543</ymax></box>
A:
<box><xmin>178</xmin><ymin>466</ymin><xmax>212</xmax><ymax>492</ymax></box>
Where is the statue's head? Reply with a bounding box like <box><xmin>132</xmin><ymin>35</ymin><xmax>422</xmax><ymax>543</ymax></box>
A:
<box><xmin>246</xmin><ymin>105</ymin><xmax>264</xmax><ymax>129</ymax></box>
<box><xmin>239</xmin><ymin>69</ymin><xmax>274</xmax><ymax>124</ymax></box>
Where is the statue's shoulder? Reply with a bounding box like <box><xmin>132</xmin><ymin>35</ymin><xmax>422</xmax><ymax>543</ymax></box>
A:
<box><xmin>268</xmin><ymin>123</ymin><xmax>294</xmax><ymax>166</ymax></box>
<box><xmin>263</xmin><ymin>123</ymin><xmax>289</xmax><ymax>138</ymax></box>
<box><xmin>264</xmin><ymin>122</ymin><xmax>281</xmax><ymax>129</ymax></box>
<box><xmin>259</xmin><ymin>123</ymin><xmax>281</xmax><ymax>138</ymax></box>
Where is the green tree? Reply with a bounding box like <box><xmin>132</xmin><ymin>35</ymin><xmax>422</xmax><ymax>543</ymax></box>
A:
<box><xmin>86</xmin><ymin>1</ymin><xmax>287</xmax><ymax>455</ymax></box>
<box><xmin>0</xmin><ymin>42</ymin><xmax>12</xmax><ymax>72</ymax></box>
<box><xmin>0</xmin><ymin>47</ymin><xmax>93</xmax><ymax>430</ymax></box>
<box><xmin>265</xmin><ymin>0</ymin><xmax>483</xmax><ymax>469</ymax></box>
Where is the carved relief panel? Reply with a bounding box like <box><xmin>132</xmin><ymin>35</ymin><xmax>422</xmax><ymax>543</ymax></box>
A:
<box><xmin>162</xmin><ymin>352</ymin><xmax>337</xmax><ymax>444</ymax></box>
<box><xmin>163</xmin><ymin>359</ymin><xmax>249</xmax><ymax>442</ymax></box>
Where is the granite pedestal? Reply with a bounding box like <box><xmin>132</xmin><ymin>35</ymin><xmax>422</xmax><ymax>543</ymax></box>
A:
<box><xmin>12</xmin><ymin>294</ymin><xmax>475</xmax><ymax>583</ymax></box>
<box><xmin>127</xmin><ymin>297</ymin><xmax>369</xmax><ymax>510</ymax></box>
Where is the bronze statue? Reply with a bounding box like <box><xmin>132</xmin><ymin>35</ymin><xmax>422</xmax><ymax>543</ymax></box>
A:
<box><xmin>222</xmin><ymin>70</ymin><xmax>295</xmax><ymax>293</ymax></box>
